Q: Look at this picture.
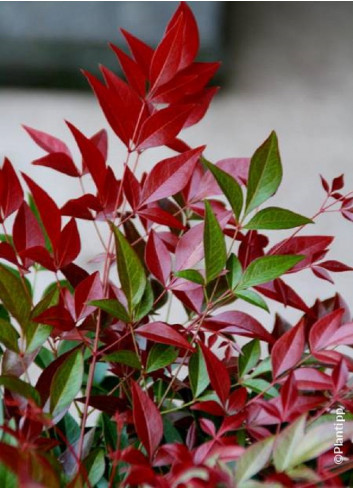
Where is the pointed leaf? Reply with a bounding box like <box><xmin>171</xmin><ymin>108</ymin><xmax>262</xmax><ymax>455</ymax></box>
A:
<box><xmin>272</xmin><ymin>321</ymin><xmax>305</xmax><ymax>378</ymax></box>
<box><xmin>245</xmin><ymin>207</ymin><xmax>313</xmax><ymax>230</ymax></box>
<box><xmin>136</xmin><ymin>322</ymin><xmax>193</xmax><ymax>351</ymax></box>
<box><xmin>235</xmin><ymin>289</ymin><xmax>269</xmax><ymax>312</ymax></box>
<box><xmin>90</xmin><ymin>299</ymin><xmax>130</xmax><ymax>323</ymax></box>
<box><xmin>145</xmin><ymin>230</ymin><xmax>171</xmax><ymax>285</ymax></box>
<box><xmin>131</xmin><ymin>381</ymin><xmax>163</xmax><ymax>459</ymax></box>
<box><xmin>74</xmin><ymin>272</ymin><xmax>103</xmax><ymax>320</ymax></box>
<box><xmin>189</xmin><ymin>345</ymin><xmax>209</xmax><ymax>398</ymax></box>
<box><xmin>50</xmin><ymin>350</ymin><xmax>84</xmax><ymax>415</ymax></box>
<box><xmin>245</xmin><ymin>131</ymin><xmax>282</xmax><ymax>214</ymax></box>
<box><xmin>238</xmin><ymin>254</ymin><xmax>304</xmax><ymax>289</ymax></box>
<box><xmin>203</xmin><ymin>159</ymin><xmax>243</xmax><ymax>220</ymax></box>
<box><xmin>274</xmin><ymin>415</ymin><xmax>306</xmax><ymax>472</ymax></box>
<box><xmin>0</xmin><ymin>265</ymin><xmax>31</xmax><ymax>326</ymax></box>
<box><xmin>54</xmin><ymin>218</ymin><xmax>81</xmax><ymax>269</ymax></box>
<box><xmin>141</xmin><ymin>146</ymin><xmax>204</xmax><ymax>204</ymax></box>
<box><xmin>239</xmin><ymin>339</ymin><xmax>261</xmax><ymax>378</ymax></box>
<box><xmin>235</xmin><ymin>436</ymin><xmax>275</xmax><ymax>484</ymax></box>
<box><xmin>226</xmin><ymin>254</ymin><xmax>242</xmax><ymax>290</ymax></box>
<box><xmin>111</xmin><ymin>225</ymin><xmax>146</xmax><ymax>312</ymax></box>
<box><xmin>199</xmin><ymin>343</ymin><xmax>230</xmax><ymax>405</ymax></box>
<box><xmin>174</xmin><ymin>269</ymin><xmax>204</xmax><ymax>285</ymax></box>
<box><xmin>203</xmin><ymin>201</ymin><xmax>227</xmax><ymax>284</ymax></box>
<box><xmin>146</xmin><ymin>344</ymin><xmax>178</xmax><ymax>373</ymax></box>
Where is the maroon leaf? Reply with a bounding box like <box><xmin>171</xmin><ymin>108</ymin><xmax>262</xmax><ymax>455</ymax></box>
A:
<box><xmin>54</xmin><ymin>218</ymin><xmax>81</xmax><ymax>269</ymax></box>
<box><xmin>309</xmin><ymin>308</ymin><xmax>344</xmax><ymax>351</ymax></box>
<box><xmin>13</xmin><ymin>202</ymin><xmax>45</xmax><ymax>267</ymax></box>
<box><xmin>140</xmin><ymin>146</ymin><xmax>204</xmax><ymax>204</ymax></box>
<box><xmin>319</xmin><ymin>260</ymin><xmax>353</xmax><ymax>272</ymax></box>
<box><xmin>23</xmin><ymin>125</ymin><xmax>71</xmax><ymax>155</ymax></box>
<box><xmin>332</xmin><ymin>359</ymin><xmax>348</xmax><ymax>393</ymax></box>
<box><xmin>33</xmin><ymin>303</ymin><xmax>75</xmax><ymax>332</ymax></box>
<box><xmin>136</xmin><ymin>322</ymin><xmax>193</xmax><ymax>351</ymax></box>
<box><xmin>22</xmin><ymin>174</ymin><xmax>61</xmax><ymax>248</ymax></box>
<box><xmin>0</xmin><ymin>158</ymin><xmax>24</xmax><ymax>220</ymax></box>
<box><xmin>199</xmin><ymin>343</ymin><xmax>230</xmax><ymax>406</ymax></box>
<box><xmin>165</xmin><ymin>2</ymin><xmax>199</xmax><ymax>71</ymax></box>
<box><xmin>150</xmin><ymin>14</ymin><xmax>184</xmax><ymax>90</ymax></box>
<box><xmin>66</xmin><ymin>122</ymin><xmax>106</xmax><ymax>191</ymax></box>
<box><xmin>74</xmin><ymin>271</ymin><xmax>103</xmax><ymax>320</ymax></box>
<box><xmin>123</xmin><ymin>165</ymin><xmax>141</xmax><ymax>211</ymax></box>
<box><xmin>331</xmin><ymin>174</ymin><xmax>344</xmax><ymax>191</ymax></box>
<box><xmin>131</xmin><ymin>381</ymin><xmax>163</xmax><ymax>459</ymax></box>
<box><xmin>311</xmin><ymin>265</ymin><xmax>334</xmax><ymax>284</ymax></box>
<box><xmin>269</xmin><ymin>236</ymin><xmax>334</xmax><ymax>271</ymax></box>
<box><xmin>61</xmin><ymin>194</ymin><xmax>101</xmax><ymax>220</ymax></box>
<box><xmin>204</xmin><ymin>311</ymin><xmax>274</xmax><ymax>344</ymax></box>
<box><xmin>145</xmin><ymin>230</ymin><xmax>171</xmax><ymax>285</ymax></box>
<box><xmin>21</xmin><ymin>246</ymin><xmax>55</xmax><ymax>271</ymax></box>
<box><xmin>256</xmin><ymin>278</ymin><xmax>310</xmax><ymax>313</ymax></box>
<box><xmin>292</xmin><ymin>367</ymin><xmax>333</xmax><ymax>391</ymax></box>
<box><xmin>181</xmin><ymin>87</ymin><xmax>219</xmax><ymax>129</ymax></box>
<box><xmin>0</xmin><ymin>242</ymin><xmax>19</xmax><ymax>267</ymax></box>
<box><xmin>138</xmin><ymin>207</ymin><xmax>185</xmax><ymax>230</ymax></box>
<box><xmin>121</xmin><ymin>28</ymin><xmax>154</xmax><ymax>78</ymax></box>
<box><xmin>272</xmin><ymin>320</ymin><xmax>305</xmax><ymax>378</ymax></box>
<box><xmin>136</xmin><ymin>105</ymin><xmax>193</xmax><ymax>150</ymax></box>
<box><xmin>110</xmin><ymin>43</ymin><xmax>146</xmax><ymax>97</ymax></box>
<box><xmin>32</xmin><ymin>152</ymin><xmax>79</xmax><ymax>177</ymax></box>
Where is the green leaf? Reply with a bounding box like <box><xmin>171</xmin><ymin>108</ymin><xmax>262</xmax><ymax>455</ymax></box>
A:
<box><xmin>189</xmin><ymin>346</ymin><xmax>209</xmax><ymax>398</ymax></box>
<box><xmin>34</xmin><ymin>347</ymin><xmax>54</xmax><ymax>370</ymax></box>
<box><xmin>203</xmin><ymin>201</ymin><xmax>227</xmax><ymax>284</ymax></box>
<box><xmin>238</xmin><ymin>255</ymin><xmax>304</xmax><ymax>290</ymax></box>
<box><xmin>0</xmin><ymin>375</ymin><xmax>40</xmax><ymax>405</ymax></box>
<box><xmin>104</xmin><ymin>351</ymin><xmax>141</xmax><ymax>370</ymax></box>
<box><xmin>235</xmin><ymin>436</ymin><xmax>274</xmax><ymax>484</ymax></box>
<box><xmin>174</xmin><ymin>269</ymin><xmax>204</xmax><ymax>285</ymax></box>
<box><xmin>27</xmin><ymin>287</ymin><xmax>58</xmax><ymax>353</ymax></box>
<box><xmin>50</xmin><ymin>350</ymin><xmax>84</xmax><ymax>415</ymax></box>
<box><xmin>245</xmin><ymin>131</ymin><xmax>282</xmax><ymax>215</ymax></box>
<box><xmin>226</xmin><ymin>254</ymin><xmax>242</xmax><ymax>290</ymax></box>
<box><xmin>111</xmin><ymin>224</ymin><xmax>146</xmax><ymax>312</ymax></box>
<box><xmin>248</xmin><ymin>356</ymin><xmax>272</xmax><ymax>378</ymax></box>
<box><xmin>90</xmin><ymin>299</ymin><xmax>130</xmax><ymax>322</ymax></box>
<box><xmin>134</xmin><ymin>280</ymin><xmax>153</xmax><ymax>321</ymax></box>
<box><xmin>239</xmin><ymin>339</ymin><xmax>261</xmax><ymax>378</ymax></box>
<box><xmin>163</xmin><ymin>417</ymin><xmax>183</xmax><ymax>444</ymax></box>
<box><xmin>0</xmin><ymin>320</ymin><xmax>19</xmax><ymax>353</ymax></box>
<box><xmin>146</xmin><ymin>344</ymin><xmax>178</xmax><ymax>373</ymax></box>
<box><xmin>203</xmin><ymin>158</ymin><xmax>243</xmax><ymax>220</ymax></box>
<box><xmin>84</xmin><ymin>448</ymin><xmax>105</xmax><ymax>487</ymax></box>
<box><xmin>245</xmin><ymin>207</ymin><xmax>313</xmax><ymax>230</ymax></box>
<box><xmin>274</xmin><ymin>415</ymin><xmax>306</xmax><ymax>472</ymax></box>
<box><xmin>242</xmin><ymin>378</ymin><xmax>278</xmax><ymax>398</ymax></box>
<box><xmin>235</xmin><ymin>289</ymin><xmax>269</xmax><ymax>312</ymax></box>
<box><xmin>290</xmin><ymin>420</ymin><xmax>353</xmax><ymax>468</ymax></box>
<box><xmin>0</xmin><ymin>265</ymin><xmax>31</xmax><ymax>327</ymax></box>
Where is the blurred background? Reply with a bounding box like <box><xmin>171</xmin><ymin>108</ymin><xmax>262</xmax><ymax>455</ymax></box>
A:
<box><xmin>1</xmin><ymin>1</ymin><xmax>353</xmax><ymax>329</ymax></box>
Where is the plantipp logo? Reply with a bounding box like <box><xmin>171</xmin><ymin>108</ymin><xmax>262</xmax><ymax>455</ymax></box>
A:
<box><xmin>333</xmin><ymin>406</ymin><xmax>346</xmax><ymax>464</ymax></box>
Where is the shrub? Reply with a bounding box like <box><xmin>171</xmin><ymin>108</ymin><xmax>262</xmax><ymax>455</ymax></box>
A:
<box><xmin>0</xmin><ymin>3</ymin><xmax>352</xmax><ymax>487</ymax></box>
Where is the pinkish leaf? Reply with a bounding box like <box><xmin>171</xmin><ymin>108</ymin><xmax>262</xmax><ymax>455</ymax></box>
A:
<box><xmin>136</xmin><ymin>322</ymin><xmax>193</xmax><ymax>351</ymax></box>
<box><xmin>272</xmin><ymin>320</ymin><xmax>305</xmax><ymax>378</ymax></box>
<box><xmin>145</xmin><ymin>230</ymin><xmax>171</xmax><ymax>285</ymax></box>
<box><xmin>199</xmin><ymin>343</ymin><xmax>230</xmax><ymax>406</ymax></box>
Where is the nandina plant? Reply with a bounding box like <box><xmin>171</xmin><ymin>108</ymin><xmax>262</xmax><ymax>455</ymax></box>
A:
<box><xmin>0</xmin><ymin>3</ymin><xmax>352</xmax><ymax>488</ymax></box>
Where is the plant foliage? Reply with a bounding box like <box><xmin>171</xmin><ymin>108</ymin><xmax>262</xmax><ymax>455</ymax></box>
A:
<box><xmin>0</xmin><ymin>3</ymin><xmax>352</xmax><ymax>488</ymax></box>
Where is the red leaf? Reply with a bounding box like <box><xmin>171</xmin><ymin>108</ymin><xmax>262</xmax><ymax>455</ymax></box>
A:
<box><xmin>74</xmin><ymin>271</ymin><xmax>103</xmax><ymax>320</ymax></box>
<box><xmin>123</xmin><ymin>165</ymin><xmax>141</xmax><ymax>211</ymax></box>
<box><xmin>140</xmin><ymin>146</ymin><xmax>204</xmax><ymax>205</ymax></box>
<box><xmin>272</xmin><ymin>320</ymin><xmax>305</xmax><ymax>378</ymax></box>
<box><xmin>319</xmin><ymin>260</ymin><xmax>353</xmax><ymax>272</ymax></box>
<box><xmin>332</xmin><ymin>359</ymin><xmax>348</xmax><ymax>393</ymax></box>
<box><xmin>256</xmin><ymin>278</ymin><xmax>310</xmax><ymax>313</ymax></box>
<box><xmin>100</xmin><ymin>66</ymin><xmax>146</xmax><ymax>145</ymax></box>
<box><xmin>180</xmin><ymin>86</ymin><xmax>219</xmax><ymax>129</ymax></box>
<box><xmin>32</xmin><ymin>153</ymin><xmax>79</xmax><ymax>177</ymax></box>
<box><xmin>331</xmin><ymin>174</ymin><xmax>344</xmax><ymax>191</ymax></box>
<box><xmin>0</xmin><ymin>158</ymin><xmax>23</xmax><ymax>220</ymax></box>
<box><xmin>121</xmin><ymin>28</ymin><xmax>154</xmax><ymax>78</ymax></box>
<box><xmin>280</xmin><ymin>372</ymin><xmax>298</xmax><ymax>420</ymax></box>
<box><xmin>54</xmin><ymin>218</ymin><xmax>80</xmax><ymax>269</ymax></box>
<box><xmin>33</xmin><ymin>303</ymin><xmax>75</xmax><ymax>332</ymax></box>
<box><xmin>166</xmin><ymin>3</ymin><xmax>199</xmax><ymax>71</ymax></box>
<box><xmin>61</xmin><ymin>194</ymin><xmax>101</xmax><ymax>221</ymax></box>
<box><xmin>23</xmin><ymin>125</ymin><xmax>71</xmax><ymax>156</ymax></box>
<box><xmin>83</xmin><ymin>71</ymin><xmax>132</xmax><ymax>147</ymax></box>
<box><xmin>150</xmin><ymin>14</ymin><xmax>184</xmax><ymax>90</ymax></box>
<box><xmin>320</xmin><ymin>174</ymin><xmax>330</xmax><ymax>193</ymax></box>
<box><xmin>269</xmin><ymin>236</ymin><xmax>334</xmax><ymax>271</ymax></box>
<box><xmin>151</xmin><ymin>62</ymin><xmax>220</xmax><ymax>104</ymax></box>
<box><xmin>191</xmin><ymin>400</ymin><xmax>225</xmax><ymax>416</ymax></box>
<box><xmin>66</xmin><ymin>122</ymin><xmax>106</xmax><ymax>192</ymax></box>
<box><xmin>199</xmin><ymin>343</ymin><xmax>230</xmax><ymax>406</ymax></box>
<box><xmin>204</xmin><ymin>311</ymin><xmax>274</xmax><ymax>344</ymax></box>
<box><xmin>292</xmin><ymin>368</ymin><xmax>332</xmax><ymax>391</ymax></box>
<box><xmin>110</xmin><ymin>43</ymin><xmax>146</xmax><ymax>97</ymax></box>
<box><xmin>136</xmin><ymin>322</ymin><xmax>193</xmax><ymax>351</ymax></box>
<box><xmin>21</xmin><ymin>246</ymin><xmax>55</xmax><ymax>271</ymax></box>
<box><xmin>90</xmin><ymin>129</ymin><xmax>108</xmax><ymax>163</ymax></box>
<box><xmin>22</xmin><ymin>174</ymin><xmax>61</xmax><ymax>248</ymax></box>
<box><xmin>13</xmin><ymin>202</ymin><xmax>45</xmax><ymax>268</ymax></box>
<box><xmin>131</xmin><ymin>381</ymin><xmax>163</xmax><ymax>459</ymax></box>
<box><xmin>0</xmin><ymin>242</ymin><xmax>19</xmax><ymax>267</ymax></box>
<box><xmin>145</xmin><ymin>230</ymin><xmax>171</xmax><ymax>285</ymax></box>
<box><xmin>311</xmin><ymin>265</ymin><xmax>334</xmax><ymax>284</ymax></box>
<box><xmin>325</xmin><ymin>323</ymin><xmax>353</xmax><ymax>348</ymax></box>
<box><xmin>136</xmin><ymin>105</ymin><xmax>193</xmax><ymax>151</ymax></box>
<box><xmin>227</xmin><ymin>387</ymin><xmax>247</xmax><ymax>414</ymax></box>
<box><xmin>138</xmin><ymin>207</ymin><xmax>185</xmax><ymax>230</ymax></box>
<box><xmin>309</xmin><ymin>309</ymin><xmax>344</xmax><ymax>351</ymax></box>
